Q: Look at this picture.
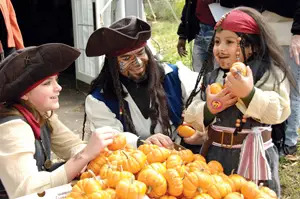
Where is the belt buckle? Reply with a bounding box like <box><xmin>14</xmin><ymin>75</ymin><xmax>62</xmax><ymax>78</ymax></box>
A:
<box><xmin>220</xmin><ymin>131</ymin><xmax>234</xmax><ymax>149</ymax></box>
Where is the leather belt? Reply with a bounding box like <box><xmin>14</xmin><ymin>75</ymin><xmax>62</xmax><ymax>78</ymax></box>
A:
<box><xmin>200</xmin><ymin>127</ymin><xmax>272</xmax><ymax>156</ymax></box>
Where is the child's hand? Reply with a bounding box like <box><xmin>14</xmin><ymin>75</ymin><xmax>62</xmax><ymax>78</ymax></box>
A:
<box><xmin>84</xmin><ymin>129</ymin><xmax>116</xmax><ymax>161</ymax></box>
<box><xmin>206</xmin><ymin>85</ymin><xmax>238</xmax><ymax>115</ymax></box>
<box><xmin>184</xmin><ymin>130</ymin><xmax>208</xmax><ymax>145</ymax></box>
<box><xmin>225</xmin><ymin>66</ymin><xmax>254</xmax><ymax>98</ymax></box>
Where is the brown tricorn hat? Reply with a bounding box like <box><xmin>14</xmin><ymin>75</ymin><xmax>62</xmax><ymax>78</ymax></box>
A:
<box><xmin>0</xmin><ymin>43</ymin><xmax>80</xmax><ymax>103</ymax></box>
<box><xmin>86</xmin><ymin>16</ymin><xmax>151</xmax><ymax>57</ymax></box>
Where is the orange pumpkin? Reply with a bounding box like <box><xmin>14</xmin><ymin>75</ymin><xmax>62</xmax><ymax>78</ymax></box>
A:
<box><xmin>106</xmin><ymin>170</ymin><xmax>135</xmax><ymax>188</ymax></box>
<box><xmin>116</xmin><ymin>178</ymin><xmax>147</xmax><ymax>199</ymax></box>
<box><xmin>208</xmin><ymin>160</ymin><xmax>224</xmax><ymax>174</ymax></box>
<box><xmin>120</xmin><ymin>150</ymin><xmax>147</xmax><ymax>174</ymax></box>
<box><xmin>194</xmin><ymin>154</ymin><xmax>206</xmax><ymax>163</ymax></box>
<box><xmin>218</xmin><ymin>173</ymin><xmax>236</xmax><ymax>192</ymax></box>
<box><xmin>99</xmin><ymin>163</ymin><xmax>118</xmax><ymax>179</ymax></box>
<box><xmin>224</xmin><ymin>192</ymin><xmax>244</xmax><ymax>199</ymax></box>
<box><xmin>143</xmin><ymin>162</ymin><xmax>167</xmax><ymax>176</ymax></box>
<box><xmin>230</xmin><ymin>62</ymin><xmax>247</xmax><ymax>76</ymax></box>
<box><xmin>194</xmin><ymin>193</ymin><xmax>214</xmax><ymax>199</ymax></box>
<box><xmin>108</xmin><ymin>134</ymin><xmax>127</xmax><ymax>151</ymax></box>
<box><xmin>160</xmin><ymin>196</ymin><xmax>177</xmax><ymax>199</ymax></box>
<box><xmin>210</xmin><ymin>82</ymin><xmax>223</xmax><ymax>94</ymax></box>
<box><xmin>172</xmin><ymin>149</ymin><xmax>194</xmax><ymax>163</ymax></box>
<box><xmin>164</xmin><ymin>169</ymin><xmax>183</xmax><ymax>196</ymax></box>
<box><xmin>87</xmin><ymin>191</ymin><xmax>111</xmax><ymax>199</ymax></box>
<box><xmin>207</xmin><ymin>174</ymin><xmax>232</xmax><ymax>199</ymax></box>
<box><xmin>177</xmin><ymin>123</ymin><xmax>196</xmax><ymax>138</ymax></box>
<box><xmin>183</xmin><ymin>171</ymin><xmax>213</xmax><ymax>198</ymax></box>
<box><xmin>241</xmin><ymin>181</ymin><xmax>260</xmax><ymax>199</ymax></box>
<box><xmin>259</xmin><ymin>186</ymin><xmax>277</xmax><ymax>198</ymax></box>
<box><xmin>147</xmin><ymin>146</ymin><xmax>170</xmax><ymax>164</ymax></box>
<box><xmin>166</xmin><ymin>154</ymin><xmax>183</xmax><ymax>169</ymax></box>
<box><xmin>106</xmin><ymin>188</ymin><xmax>116</xmax><ymax>199</ymax></box>
<box><xmin>188</xmin><ymin>160</ymin><xmax>211</xmax><ymax>174</ymax></box>
<box><xmin>229</xmin><ymin>174</ymin><xmax>247</xmax><ymax>192</ymax></box>
<box><xmin>137</xmin><ymin>168</ymin><xmax>167</xmax><ymax>198</ymax></box>
<box><xmin>66</xmin><ymin>178</ymin><xmax>102</xmax><ymax>198</ymax></box>
<box><xmin>87</xmin><ymin>153</ymin><xmax>109</xmax><ymax>175</ymax></box>
<box><xmin>80</xmin><ymin>171</ymin><xmax>93</xmax><ymax>180</ymax></box>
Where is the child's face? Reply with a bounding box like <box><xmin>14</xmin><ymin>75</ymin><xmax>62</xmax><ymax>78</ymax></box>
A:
<box><xmin>213</xmin><ymin>30</ymin><xmax>252</xmax><ymax>69</ymax></box>
<box><xmin>117</xmin><ymin>47</ymin><xmax>148</xmax><ymax>81</ymax></box>
<box><xmin>21</xmin><ymin>75</ymin><xmax>62</xmax><ymax>113</ymax></box>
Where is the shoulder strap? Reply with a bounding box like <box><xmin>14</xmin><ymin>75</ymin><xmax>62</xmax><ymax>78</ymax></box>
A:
<box><xmin>163</xmin><ymin>64</ymin><xmax>183</xmax><ymax>127</ymax></box>
<box><xmin>0</xmin><ymin>115</ymin><xmax>25</xmax><ymax>125</ymax></box>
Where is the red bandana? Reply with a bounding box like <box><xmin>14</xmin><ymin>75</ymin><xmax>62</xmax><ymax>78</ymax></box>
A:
<box><xmin>20</xmin><ymin>73</ymin><xmax>59</xmax><ymax>97</ymax></box>
<box><xmin>13</xmin><ymin>104</ymin><xmax>41</xmax><ymax>139</ymax></box>
<box><xmin>215</xmin><ymin>10</ymin><xmax>259</xmax><ymax>34</ymax></box>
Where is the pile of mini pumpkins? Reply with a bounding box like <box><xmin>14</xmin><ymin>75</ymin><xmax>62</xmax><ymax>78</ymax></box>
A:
<box><xmin>65</xmin><ymin>134</ymin><xmax>277</xmax><ymax>199</ymax></box>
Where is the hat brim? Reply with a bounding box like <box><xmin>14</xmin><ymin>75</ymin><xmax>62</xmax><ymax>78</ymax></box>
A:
<box><xmin>0</xmin><ymin>43</ymin><xmax>80</xmax><ymax>102</ymax></box>
<box><xmin>85</xmin><ymin>17</ymin><xmax>151</xmax><ymax>57</ymax></box>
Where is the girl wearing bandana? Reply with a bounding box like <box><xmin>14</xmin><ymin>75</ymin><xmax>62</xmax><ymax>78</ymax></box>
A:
<box><xmin>183</xmin><ymin>7</ymin><xmax>296</xmax><ymax>196</ymax></box>
<box><xmin>0</xmin><ymin>44</ymin><xmax>116</xmax><ymax>198</ymax></box>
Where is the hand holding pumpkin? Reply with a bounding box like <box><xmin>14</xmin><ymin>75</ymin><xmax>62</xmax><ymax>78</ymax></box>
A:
<box><xmin>184</xmin><ymin>130</ymin><xmax>208</xmax><ymax>145</ymax></box>
<box><xmin>225</xmin><ymin>65</ymin><xmax>254</xmax><ymax>98</ymax></box>
<box><xmin>84</xmin><ymin>129</ymin><xmax>116</xmax><ymax>161</ymax></box>
<box><xmin>206</xmin><ymin>86</ymin><xmax>238</xmax><ymax>115</ymax></box>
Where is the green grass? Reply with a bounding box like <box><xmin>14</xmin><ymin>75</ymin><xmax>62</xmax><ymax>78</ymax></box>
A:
<box><xmin>150</xmin><ymin>19</ymin><xmax>300</xmax><ymax>199</ymax></box>
<box><xmin>150</xmin><ymin>20</ymin><xmax>192</xmax><ymax>68</ymax></box>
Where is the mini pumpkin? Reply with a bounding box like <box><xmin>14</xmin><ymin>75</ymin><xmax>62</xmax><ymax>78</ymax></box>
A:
<box><xmin>67</xmin><ymin>178</ymin><xmax>102</xmax><ymax>198</ymax></box>
<box><xmin>166</xmin><ymin>154</ymin><xmax>183</xmax><ymax>169</ymax></box>
<box><xmin>183</xmin><ymin>171</ymin><xmax>213</xmax><ymax>198</ymax></box>
<box><xmin>116</xmin><ymin>178</ymin><xmax>147</xmax><ymax>199</ymax></box>
<box><xmin>194</xmin><ymin>193</ymin><xmax>214</xmax><ymax>199</ymax></box>
<box><xmin>241</xmin><ymin>181</ymin><xmax>260</xmax><ymax>199</ymax></box>
<box><xmin>230</xmin><ymin>62</ymin><xmax>247</xmax><ymax>76</ymax></box>
<box><xmin>164</xmin><ymin>169</ymin><xmax>183</xmax><ymax>196</ymax></box>
<box><xmin>137</xmin><ymin>168</ymin><xmax>167</xmax><ymax>198</ymax></box>
<box><xmin>224</xmin><ymin>192</ymin><xmax>244</xmax><ymax>199</ymax></box>
<box><xmin>108</xmin><ymin>134</ymin><xmax>127</xmax><ymax>151</ymax></box>
<box><xmin>177</xmin><ymin>123</ymin><xmax>196</xmax><ymax>138</ymax></box>
<box><xmin>229</xmin><ymin>174</ymin><xmax>246</xmax><ymax>192</ymax></box>
<box><xmin>208</xmin><ymin>160</ymin><xmax>224</xmax><ymax>174</ymax></box>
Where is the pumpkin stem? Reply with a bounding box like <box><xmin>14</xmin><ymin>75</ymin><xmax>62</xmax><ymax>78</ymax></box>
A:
<box><xmin>121</xmin><ymin>150</ymin><xmax>130</xmax><ymax>159</ymax></box>
<box><xmin>197</xmin><ymin>187</ymin><xmax>203</xmax><ymax>194</ymax></box>
<box><xmin>147</xmin><ymin>186</ymin><xmax>152</xmax><ymax>194</ymax></box>
<box><xmin>87</xmin><ymin>169</ymin><xmax>97</xmax><ymax>180</ymax></box>
<box><xmin>230</xmin><ymin>169</ymin><xmax>235</xmax><ymax>175</ymax></box>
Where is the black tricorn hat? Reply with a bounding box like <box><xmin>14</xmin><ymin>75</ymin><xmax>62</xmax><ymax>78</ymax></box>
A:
<box><xmin>0</xmin><ymin>43</ymin><xmax>80</xmax><ymax>102</ymax></box>
<box><xmin>86</xmin><ymin>16</ymin><xmax>151</xmax><ymax>57</ymax></box>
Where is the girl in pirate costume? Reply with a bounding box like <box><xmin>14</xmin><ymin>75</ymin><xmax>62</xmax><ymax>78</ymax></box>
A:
<box><xmin>183</xmin><ymin>7</ymin><xmax>296</xmax><ymax>196</ymax></box>
<box><xmin>0</xmin><ymin>44</ymin><xmax>116</xmax><ymax>198</ymax></box>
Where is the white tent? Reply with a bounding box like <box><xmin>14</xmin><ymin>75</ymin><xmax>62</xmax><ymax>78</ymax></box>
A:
<box><xmin>71</xmin><ymin>0</ymin><xmax>145</xmax><ymax>84</ymax></box>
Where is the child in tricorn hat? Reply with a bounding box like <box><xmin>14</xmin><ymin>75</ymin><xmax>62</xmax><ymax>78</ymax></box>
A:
<box><xmin>183</xmin><ymin>7</ymin><xmax>296</xmax><ymax>196</ymax></box>
<box><xmin>0</xmin><ymin>43</ymin><xmax>116</xmax><ymax>198</ymax></box>
<box><xmin>84</xmin><ymin>16</ymin><xmax>202</xmax><ymax>152</ymax></box>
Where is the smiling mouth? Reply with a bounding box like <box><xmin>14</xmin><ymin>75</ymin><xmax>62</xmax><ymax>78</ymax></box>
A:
<box><xmin>50</xmin><ymin>96</ymin><xmax>58</xmax><ymax>99</ymax></box>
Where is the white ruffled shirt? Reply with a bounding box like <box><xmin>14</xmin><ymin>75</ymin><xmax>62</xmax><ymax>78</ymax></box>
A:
<box><xmin>85</xmin><ymin>62</ymin><xmax>199</xmax><ymax>147</ymax></box>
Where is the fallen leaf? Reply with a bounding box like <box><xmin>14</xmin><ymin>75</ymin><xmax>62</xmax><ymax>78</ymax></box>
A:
<box><xmin>285</xmin><ymin>155</ymin><xmax>299</xmax><ymax>161</ymax></box>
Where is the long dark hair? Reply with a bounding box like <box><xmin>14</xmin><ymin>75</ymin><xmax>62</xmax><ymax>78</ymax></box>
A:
<box><xmin>82</xmin><ymin>46</ymin><xmax>172</xmax><ymax>138</ymax></box>
<box><xmin>186</xmin><ymin>6</ymin><xmax>297</xmax><ymax>106</ymax></box>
